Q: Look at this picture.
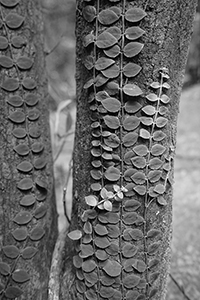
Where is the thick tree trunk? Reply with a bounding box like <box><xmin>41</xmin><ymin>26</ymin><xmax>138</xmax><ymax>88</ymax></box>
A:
<box><xmin>0</xmin><ymin>1</ymin><xmax>57</xmax><ymax>299</ymax></box>
<box><xmin>60</xmin><ymin>0</ymin><xmax>197</xmax><ymax>300</ymax></box>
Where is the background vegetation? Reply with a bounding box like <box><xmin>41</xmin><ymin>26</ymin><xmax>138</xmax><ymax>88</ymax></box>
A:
<box><xmin>42</xmin><ymin>0</ymin><xmax>200</xmax><ymax>299</ymax></box>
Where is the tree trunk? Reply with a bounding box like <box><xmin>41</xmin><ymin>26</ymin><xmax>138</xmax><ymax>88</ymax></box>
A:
<box><xmin>0</xmin><ymin>1</ymin><xmax>57</xmax><ymax>299</ymax></box>
<box><xmin>59</xmin><ymin>0</ymin><xmax>197</xmax><ymax>300</ymax></box>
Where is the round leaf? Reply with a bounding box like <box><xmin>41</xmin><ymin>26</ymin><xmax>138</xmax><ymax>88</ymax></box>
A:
<box><xmin>95</xmin><ymin>57</ymin><xmax>115</xmax><ymax>70</ymax></box>
<box><xmin>29</xmin><ymin>226</ymin><xmax>45</xmax><ymax>241</ymax></box>
<box><xmin>96</xmin><ymin>32</ymin><xmax>117</xmax><ymax>49</ymax></box>
<box><xmin>125</xmin><ymin>8</ymin><xmax>147</xmax><ymax>22</ymax></box>
<box><xmin>82</xmin><ymin>5</ymin><xmax>96</xmax><ymax>22</ymax></box>
<box><xmin>0</xmin><ymin>0</ymin><xmax>20</xmax><ymax>7</ymax></box>
<box><xmin>16</xmin><ymin>56</ymin><xmax>33</xmax><ymax>70</ymax></box>
<box><xmin>0</xmin><ymin>55</ymin><xmax>13</xmax><ymax>68</ymax></box>
<box><xmin>20</xmin><ymin>195</ymin><xmax>36</xmax><ymax>207</ymax></box>
<box><xmin>8</xmin><ymin>111</ymin><xmax>25</xmax><ymax>124</ymax></box>
<box><xmin>125</xmin><ymin>26</ymin><xmax>145</xmax><ymax>40</ymax></box>
<box><xmin>2</xmin><ymin>245</ymin><xmax>20</xmax><ymax>259</ymax></box>
<box><xmin>12</xmin><ymin>269</ymin><xmax>30</xmax><ymax>283</ymax></box>
<box><xmin>22</xmin><ymin>247</ymin><xmax>38</xmax><ymax>259</ymax></box>
<box><xmin>0</xmin><ymin>36</ymin><xmax>8</xmax><ymax>50</ymax></box>
<box><xmin>123</xmin><ymin>83</ymin><xmax>143</xmax><ymax>96</ymax></box>
<box><xmin>17</xmin><ymin>178</ymin><xmax>33</xmax><ymax>190</ymax></box>
<box><xmin>5</xmin><ymin>13</ymin><xmax>24</xmax><ymax>29</ymax></box>
<box><xmin>123</xmin><ymin>62</ymin><xmax>142</xmax><ymax>77</ymax></box>
<box><xmin>5</xmin><ymin>286</ymin><xmax>23</xmax><ymax>298</ymax></box>
<box><xmin>12</xmin><ymin>228</ymin><xmax>28</xmax><ymax>241</ymax></box>
<box><xmin>123</xmin><ymin>42</ymin><xmax>144</xmax><ymax>58</ymax></box>
<box><xmin>103</xmin><ymin>115</ymin><xmax>120</xmax><ymax>129</ymax></box>
<box><xmin>103</xmin><ymin>260</ymin><xmax>121</xmax><ymax>277</ymax></box>
<box><xmin>104</xmin><ymin>166</ymin><xmax>120</xmax><ymax>181</ymax></box>
<box><xmin>13</xmin><ymin>211</ymin><xmax>32</xmax><ymax>225</ymax></box>
<box><xmin>82</xmin><ymin>260</ymin><xmax>96</xmax><ymax>273</ymax></box>
<box><xmin>104</xmin><ymin>44</ymin><xmax>120</xmax><ymax>58</ymax></box>
<box><xmin>0</xmin><ymin>262</ymin><xmax>10</xmax><ymax>275</ymax></box>
<box><xmin>122</xmin><ymin>132</ymin><xmax>138</xmax><ymax>147</ymax></box>
<box><xmin>102</xmin><ymin>97</ymin><xmax>121</xmax><ymax>112</ymax></box>
<box><xmin>12</xmin><ymin>128</ymin><xmax>27</xmax><ymax>139</ymax></box>
<box><xmin>17</xmin><ymin>161</ymin><xmax>33</xmax><ymax>173</ymax></box>
<box><xmin>7</xmin><ymin>95</ymin><xmax>23</xmax><ymax>107</ymax></box>
<box><xmin>85</xmin><ymin>195</ymin><xmax>98</xmax><ymax>207</ymax></box>
<box><xmin>68</xmin><ymin>230</ymin><xmax>82</xmax><ymax>240</ymax></box>
<box><xmin>123</xmin><ymin>116</ymin><xmax>140</xmax><ymax>131</ymax></box>
<box><xmin>98</xmin><ymin>9</ymin><xmax>119</xmax><ymax>25</ymax></box>
<box><xmin>1</xmin><ymin>78</ymin><xmax>19</xmax><ymax>92</ymax></box>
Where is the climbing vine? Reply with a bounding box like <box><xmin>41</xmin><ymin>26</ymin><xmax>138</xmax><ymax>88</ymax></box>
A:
<box><xmin>0</xmin><ymin>0</ymin><xmax>50</xmax><ymax>298</ymax></box>
<box><xmin>69</xmin><ymin>0</ymin><xmax>172</xmax><ymax>300</ymax></box>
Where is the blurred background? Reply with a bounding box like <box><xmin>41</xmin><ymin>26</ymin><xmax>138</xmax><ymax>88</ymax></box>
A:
<box><xmin>41</xmin><ymin>0</ymin><xmax>200</xmax><ymax>299</ymax></box>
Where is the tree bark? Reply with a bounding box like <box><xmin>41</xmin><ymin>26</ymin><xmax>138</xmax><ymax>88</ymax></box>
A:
<box><xmin>0</xmin><ymin>1</ymin><xmax>57</xmax><ymax>299</ymax></box>
<box><xmin>60</xmin><ymin>0</ymin><xmax>197</xmax><ymax>300</ymax></box>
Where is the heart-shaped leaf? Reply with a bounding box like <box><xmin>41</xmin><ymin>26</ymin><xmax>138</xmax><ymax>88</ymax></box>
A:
<box><xmin>13</xmin><ymin>211</ymin><xmax>32</xmax><ymax>225</ymax></box>
<box><xmin>0</xmin><ymin>36</ymin><xmax>8</xmax><ymax>50</ymax></box>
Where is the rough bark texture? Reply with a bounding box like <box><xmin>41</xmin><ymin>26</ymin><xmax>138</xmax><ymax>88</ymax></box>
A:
<box><xmin>0</xmin><ymin>1</ymin><xmax>57</xmax><ymax>299</ymax></box>
<box><xmin>60</xmin><ymin>1</ymin><xmax>197</xmax><ymax>300</ymax></box>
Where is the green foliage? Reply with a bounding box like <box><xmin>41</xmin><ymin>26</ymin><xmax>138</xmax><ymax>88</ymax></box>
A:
<box><xmin>0</xmin><ymin>0</ymin><xmax>49</xmax><ymax>298</ymax></box>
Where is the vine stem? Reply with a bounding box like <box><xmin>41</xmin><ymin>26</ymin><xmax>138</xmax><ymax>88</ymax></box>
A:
<box><xmin>119</xmin><ymin>0</ymin><xmax>126</xmax><ymax>298</ymax></box>
<box><xmin>143</xmin><ymin>71</ymin><xmax>165</xmax><ymax>297</ymax></box>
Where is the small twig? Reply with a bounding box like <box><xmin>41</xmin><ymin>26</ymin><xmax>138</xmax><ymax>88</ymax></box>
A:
<box><xmin>169</xmin><ymin>273</ymin><xmax>192</xmax><ymax>300</ymax></box>
<box><xmin>53</xmin><ymin>132</ymin><xmax>74</xmax><ymax>163</ymax></box>
<box><xmin>62</xmin><ymin>188</ymin><xmax>71</xmax><ymax>225</ymax></box>
<box><xmin>45</xmin><ymin>35</ymin><xmax>64</xmax><ymax>56</ymax></box>
<box><xmin>62</xmin><ymin>157</ymin><xmax>73</xmax><ymax>224</ymax></box>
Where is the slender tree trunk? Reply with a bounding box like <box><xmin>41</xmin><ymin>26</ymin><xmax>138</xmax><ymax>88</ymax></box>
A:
<box><xmin>0</xmin><ymin>1</ymin><xmax>57</xmax><ymax>299</ymax></box>
<box><xmin>59</xmin><ymin>1</ymin><xmax>197</xmax><ymax>300</ymax></box>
